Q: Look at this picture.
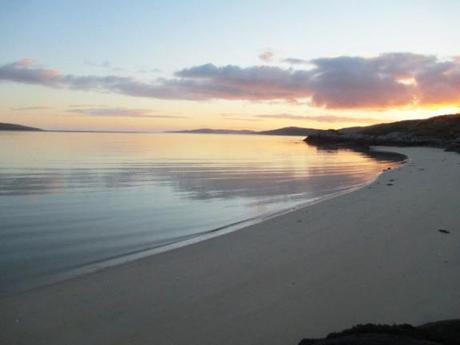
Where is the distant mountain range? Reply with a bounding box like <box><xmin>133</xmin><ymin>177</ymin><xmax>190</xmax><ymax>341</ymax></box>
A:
<box><xmin>3</xmin><ymin>114</ymin><xmax>460</xmax><ymax>154</ymax></box>
<box><xmin>0</xmin><ymin>122</ymin><xmax>42</xmax><ymax>131</ymax></box>
<box><xmin>258</xmin><ymin>127</ymin><xmax>321</xmax><ymax>136</ymax></box>
<box><xmin>170</xmin><ymin>128</ymin><xmax>257</xmax><ymax>135</ymax></box>
<box><xmin>169</xmin><ymin>126</ymin><xmax>320</xmax><ymax>136</ymax></box>
<box><xmin>0</xmin><ymin>123</ymin><xmax>319</xmax><ymax>136</ymax></box>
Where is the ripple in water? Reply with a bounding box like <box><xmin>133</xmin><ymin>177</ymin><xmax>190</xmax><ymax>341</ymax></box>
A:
<box><xmin>0</xmin><ymin>132</ymin><xmax>403</xmax><ymax>296</ymax></box>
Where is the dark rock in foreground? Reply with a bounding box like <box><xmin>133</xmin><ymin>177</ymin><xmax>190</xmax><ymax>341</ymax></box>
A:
<box><xmin>298</xmin><ymin>320</ymin><xmax>460</xmax><ymax>345</ymax></box>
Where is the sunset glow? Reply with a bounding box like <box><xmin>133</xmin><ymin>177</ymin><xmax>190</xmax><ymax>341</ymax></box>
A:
<box><xmin>1</xmin><ymin>1</ymin><xmax>459</xmax><ymax>131</ymax></box>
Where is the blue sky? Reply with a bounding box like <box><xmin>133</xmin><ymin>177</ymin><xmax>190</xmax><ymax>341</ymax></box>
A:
<box><xmin>1</xmin><ymin>1</ymin><xmax>459</xmax><ymax>130</ymax></box>
<box><xmin>2</xmin><ymin>0</ymin><xmax>458</xmax><ymax>70</ymax></box>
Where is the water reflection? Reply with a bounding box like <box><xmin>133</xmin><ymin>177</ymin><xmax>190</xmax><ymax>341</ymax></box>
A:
<box><xmin>0</xmin><ymin>132</ymin><xmax>403</xmax><ymax>296</ymax></box>
<box><xmin>0</xmin><ymin>133</ymin><xmax>403</xmax><ymax>199</ymax></box>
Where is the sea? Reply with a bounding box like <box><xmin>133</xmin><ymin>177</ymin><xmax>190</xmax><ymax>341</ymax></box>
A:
<box><xmin>0</xmin><ymin>131</ymin><xmax>403</xmax><ymax>296</ymax></box>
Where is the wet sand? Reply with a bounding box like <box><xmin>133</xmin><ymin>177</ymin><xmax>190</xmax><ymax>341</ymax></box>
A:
<box><xmin>1</xmin><ymin>147</ymin><xmax>459</xmax><ymax>345</ymax></box>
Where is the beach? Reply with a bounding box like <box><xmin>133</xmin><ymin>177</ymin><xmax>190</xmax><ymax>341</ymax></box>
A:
<box><xmin>1</xmin><ymin>146</ymin><xmax>459</xmax><ymax>345</ymax></box>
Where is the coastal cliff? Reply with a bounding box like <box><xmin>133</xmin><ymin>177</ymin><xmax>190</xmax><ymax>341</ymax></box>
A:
<box><xmin>305</xmin><ymin>114</ymin><xmax>460</xmax><ymax>153</ymax></box>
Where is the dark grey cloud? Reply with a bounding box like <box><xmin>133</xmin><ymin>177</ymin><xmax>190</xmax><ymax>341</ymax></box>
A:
<box><xmin>1</xmin><ymin>53</ymin><xmax>460</xmax><ymax>109</ymax></box>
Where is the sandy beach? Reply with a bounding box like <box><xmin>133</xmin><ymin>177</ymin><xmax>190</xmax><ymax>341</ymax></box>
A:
<box><xmin>1</xmin><ymin>146</ymin><xmax>459</xmax><ymax>345</ymax></box>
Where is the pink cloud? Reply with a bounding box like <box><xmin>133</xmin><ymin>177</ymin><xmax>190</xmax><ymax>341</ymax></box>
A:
<box><xmin>1</xmin><ymin>53</ymin><xmax>460</xmax><ymax>109</ymax></box>
<box><xmin>16</xmin><ymin>58</ymin><xmax>35</xmax><ymax>66</ymax></box>
<box><xmin>258</xmin><ymin>50</ymin><xmax>275</xmax><ymax>63</ymax></box>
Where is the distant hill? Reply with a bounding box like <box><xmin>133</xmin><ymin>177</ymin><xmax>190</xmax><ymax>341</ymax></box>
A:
<box><xmin>359</xmin><ymin>114</ymin><xmax>460</xmax><ymax>139</ymax></box>
<box><xmin>305</xmin><ymin>114</ymin><xmax>460</xmax><ymax>153</ymax></box>
<box><xmin>169</xmin><ymin>128</ymin><xmax>256</xmax><ymax>135</ymax></box>
<box><xmin>258</xmin><ymin>126</ymin><xmax>320</xmax><ymax>136</ymax></box>
<box><xmin>0</xmin><ymin>122</ymin><xmax>43</xmax><ymax>131</ymax></box>
<box><xmin>169</xmin><ymin>126</ymin><xmax>320</xmax><ymax>137</ymax></box>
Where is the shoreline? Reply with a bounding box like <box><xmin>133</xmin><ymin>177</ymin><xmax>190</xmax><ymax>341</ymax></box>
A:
<box><xmin>20</xmin><ymin>179</ymin><xmax>377</xmax><ymax>299</ymax></box>
<box><xmin>0</xmin><ymin>178</ymin><xmax>383</xmax><ymax>299</ymax></box>
<box><xmin>1</xmin><ymin>146</ymin><xmax>459</xmax><ymax>345</ymax></box>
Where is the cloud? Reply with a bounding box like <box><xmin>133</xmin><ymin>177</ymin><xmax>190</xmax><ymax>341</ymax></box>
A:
<box><xmin>67</xmin><ymin>107</ymin><xmax>185</xmax><ymax>118</ymax></box>
<box><xmin>255</xmin><ymin>113</ymin><xmax>385</xmax><ymax>123</ymax></box>
<box><xmin>223</xmin><ymin>117</ymin><xmax>263</xmax><ymax>122</ymax></box>
<box><xmin>222</xmin><ymin>112</ymin><xmax>382</xmax><ymax>123</ymax></box>
<box><xmin>84</xmin><ymin>59</ymin><xmax>130</xmax><ymax>73</ymax></box>
<box><xmin>0</xmin><ymin>60</ymin><xmax>60</xmax><ymax>85</ymax></box>
<box><xmin>11</xmin><ymin>106</ymin><xmax>50</xmax><ymax>111</ymax></box>
<box><xmin>258</xmin><ymin>50</ymin><xmax>275</xmax><ymax>62</ymax></box>
<box><xmin>15</xmin><ymin>58</ymin><xmax>35</xmax><ymax>66</ymax></box>
<box><xmin>67</xmin><ymin>104</ymin><xmax>106</xmax><ymax>107</ymax></box>
<box><xmin>1</xmin><ymin>53</ymin><xmax>460</xmax><ymax>109</ymax></box>
<box><xmin>219</xmin><ymin>114</ymin><xmax>263</xmax><ymax>122</ymax></box>
<box><xmin>85</xmin><ymin>60</ymin><xmax>111</xmax><ymax>68</ymax></box>
<box><xmin>85</xmin><ymin>60</ymin><xmax>163</xmax><ymax>75</ymax></box>
<box><xmin>174</xmin><ymin>63</ymin><xmax>311</xmax><ymax>101</ymax></box>
<box><xmin>282</xmin><ymin>57</ymin><xmax>310</xmax><ymax>65</ymax></box>
<box><xmin>137</xmin><ymin>67</ymin><xmax>162</xmax><ymax>74</ymax></box>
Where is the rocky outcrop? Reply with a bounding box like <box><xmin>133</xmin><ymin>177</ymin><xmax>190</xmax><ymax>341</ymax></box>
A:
<box><xmin>299</xmin><ymin>319</ymin><xmax>460</xmax><ymax>345</ymax></box>
<box><xmin>304</xmin><ymin>114</ymin><xmax>460</xmax><ymax>153</ymax></box>
<box><xmin>445</xmin><ymin>137</ymin><xmax>460</xmax><ymax>153</ymax></box>
<box><xmin>305</xmin><ymin>131</ymin><xmax>447</xmax><ymax>147</ymax></box>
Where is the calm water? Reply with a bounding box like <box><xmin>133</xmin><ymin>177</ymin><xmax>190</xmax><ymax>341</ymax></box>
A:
<box><xmin>0</xmin><ymin>132</ymin><xmax>402</xmax><ymax>296</ymax></box>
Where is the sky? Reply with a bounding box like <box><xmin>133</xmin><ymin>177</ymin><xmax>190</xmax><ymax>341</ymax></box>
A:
<box><xmin>1</xmin><ymin>0</ymin><xmax>459</xmax><ymax>131</ymax></box>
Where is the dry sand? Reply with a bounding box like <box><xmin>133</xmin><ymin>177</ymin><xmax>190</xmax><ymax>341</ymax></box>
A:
<box><xmin>1</xmin><ymin>146</ymin><xmax>459</xmax><ymax>345</ymax></box>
